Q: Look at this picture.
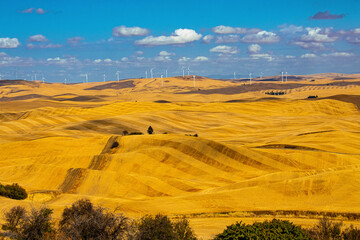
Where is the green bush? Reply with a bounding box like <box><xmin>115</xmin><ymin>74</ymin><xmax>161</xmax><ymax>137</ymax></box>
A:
<box><xmin>0</xmin><ymin>183</ymin><xmax>27</xmax><ymax>200</ymax></box>
<box><xmin>135</xmin><ymin>214</ymin><xmax>197</xmax><ymax>240</ymax></box>
<box><xmin>147</xmin><ymin>126</ymin><xmax>154</xmax><ymax>135</ymax></box>
<box><xmin>214</xmin><ymin>219</ymin><xmax>311</xmax><ymax>240</ymax></box>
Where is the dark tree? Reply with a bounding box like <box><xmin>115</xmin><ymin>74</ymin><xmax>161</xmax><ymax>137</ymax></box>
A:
<box><xmin>59</xmin><ymin>199</ymin><xmax>128</xmax><ymax>240</ymax></box>
<box><xmin>136</xmin><ymin>214</ymin><xmax>177</xmax><ymax>240</ymax></box>
<box><xmin>147</xmin><ymin>126</ymin><xmax>154</xmax><ymax>135</ymax></box>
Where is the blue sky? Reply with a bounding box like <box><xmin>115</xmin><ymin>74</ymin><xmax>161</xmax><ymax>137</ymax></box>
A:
<box><xmin>1</xmin><ymin>0</ymin><xmax>360</xmax><ymax>82</ymax></box>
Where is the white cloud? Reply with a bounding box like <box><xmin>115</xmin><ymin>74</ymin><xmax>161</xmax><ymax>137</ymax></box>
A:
<box><xmin>104</xmin><ymin>58</ymin><xmax>112</xmax><ymax>63</ymax></box>
<box><xmin>46</xmin><ymin>57</ymin><xmax>67</xmax><ymax>64</ymax></box>
<box><xmin>203</xmin><ymin>35</ymin><xmax>214</xmax><ymax>43</ymax></box>
<box><xmin>135</xmin><ymin>51</ymin><xmax>144</xmax><ymax>55</ymax></box>
<box><xmin>35</xmin><ymin>8</ymin><xmax>46</xmax><ymax>14</ymax></box>
<box><xmin>0</xmin><ymin>52</ymin><xmax>7</xmax><ymax>57</ymax></box>
<box><xmin>159</xmin><ymin>51</ymin><xmax>174</xmax><ymax>56</ymax></box>
<box><xmin>250</xmin><ymin>53</ymin><xmax>273</xmax><ymax>61</ymax></box>
<box><xmin>215</xmin><ymin>35</ymin><xmax>240</xmax><ymax>43</ymax></box>
<box><xmin>67</xmin><ymin>36</ymin><xmax>84</xmax><ymax>44</ymax></box>
<box><xmin>93</xmin><ymin>59</ymin><xmax>102</xmax><ymax>63</ymax></box>
<box><xmin>242</xmin><ymin>31</ymin><xmax>280</xmax><ymax>43</ymax></box>
<box><xmin>154</xmin><ymin>56</ymin><xmax>171</xmax><ymax>62</ymax></box>
<box><xmin>210</xmin><ymin>45</ymin><xmax>238</xmax><ymax>55</ymax></box>
<box><xmin>121</xmin><ymin>57</ymin><xmax>129</xmax><ymax>61</ymax></box>
<box><xmin>279</xmin><ymin>24</ymin><xmax>304</xmax><ymax>34</ymax></box>
<box><xmin>178</xmin><ymin>57</ymin><xmax>191</xmax><ymax>63</ymax></box>
<box><xmin>286</xmin><ymin>55</ymin><xmax>295</xmax><ymax>59</ymax></box>
<box><xmin>300</xmin><ymin>27</ymin><xmax>337</xmax><ymax>42</ymax></box>
<box><xmin>322</xmin><ymin>52</ymin><xmax>354</xmax><ymax>57</ymax></box>
<box><xmin>301</xmin><ymin>53</ymin><xmax>317</xmax><ymax>58</ymax></box>
<box><xmin>27</xmin><ymin>43</ymin><xmax>62</xmax><ymax>49</ymax></box>
<box><xmin>112</xmin><ymin>25</ymin><xmax>150</xmax><ymax>37</ymax></box>
<box><xmin>247</xmin><ymin>44</ymin><xmax>261</xmax><ymax>54</ymax></box>
<box><xmin>0</xmin><ymin>38</ymin><xmax>20</xmax><ymax>48</ymax></box>
<box><xmin>28</xmin><ymin>34</ymin><xmax>48</xmax><ymax>42</ymax></box>
<box><xmin>193</xmin><ymin>56</ymin><xmax>209</xmax><ymax>62</ymax></box>
<box><xmin>292</xmin><ymin>41</ymin><xmax>325</xmax><ymax>50</ymax></box>
<box><xmin>212</xmin><ymin>25</ymin><xmax>260</xmax><ymax>34</ymax></box>
<box><xmin>21</xmin><ymin>8</ymin><xmax>49</xmax><ymax>14</ymax></box>
<box><xmin>135</xmin><ymin>28</ymin><xmax>202</xmax><ymax>46</ymax></box>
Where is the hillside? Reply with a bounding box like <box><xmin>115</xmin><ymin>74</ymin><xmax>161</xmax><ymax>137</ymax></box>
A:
<box><xmin>0</xmin><ymin>74</ymin><xmax>359</xmax><ymax>239</ymax></box>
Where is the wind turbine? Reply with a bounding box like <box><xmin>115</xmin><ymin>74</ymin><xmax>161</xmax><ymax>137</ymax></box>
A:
<box><xmin>34</xmin><ymin>74</ymin><xmax>37</xmax><ymax>81</ymax></box>
<box><xmin>187</xmin><ymin>66</ymin><xmax>190</xmax><ymax>76</ymax></box>
<box><xmin>249</xmin><ymin>72</ymin><xmax>252</xmax><ymax>85</ymax></box>
<box><xmin>193</xmin><ymin>75</ymin><xmax>196</xmax><ymax>88</ymax></box>
<box><xmin>285</xmin><ymin>71</ymin><xmax>288</xmax><ymax>82</ymax></box>
<box><xmin>150</xmin><ymin>68</ymin><xmax>154</xmax><ymax>79</ymax></box>
<box><xmin>260</xmin><ymin>72</ymin><xmax>263</xmax><ymax>79</ymax></box>
<box><xmin>165</xmin><ymin>69</ymin><xmax>168</xmax><ymax>78</ymax></box>
<box><xmin>116</xmin><ymin>71</ymin><xmax>120</xmax><ymax>81</ymax></box>
<box><xmin>0</xmin><ymin>73</ymin><xmax>2</xmax><ymax>80</ymax></box>
<box><xmin>103</xmin><ymin>73</ymin><xmax>106</xmax><ymax>82</ymax></box>
<box><xmin>145</xmin><ymin>70</ymin><xmax>148</xmax><ymax>79</ymax></box>
<box><xmin>42</xmin><ymin>75</ymin><xmax>45</xmax><ymax>83</ymax></box>
<box><xmin>161</xmin><ymin>74</ymin><xmax>163</xmax><ymax>87</ymax></box>
<box><xmin>281</xmin><ymin>71</ymin><xmax>284</xmax><ymax>83</ymax></box>
<box><xmin>182</xmin><ymin>66</ymin><xmax>185</xmax><ymax>78</ymax></box>
<box><xmin>64</xmin><ymin>78</ymin><xmax>67</xmax><ymax>85</ymax></box>
<box><xmin>234</xmin><ymin>72</ymin><xmax>236</xmax><ymax>80</ymax></box>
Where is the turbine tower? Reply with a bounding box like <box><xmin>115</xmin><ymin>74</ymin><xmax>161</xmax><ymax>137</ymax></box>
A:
<box><xmin>116</xmin><ymin>71</ymin><xmax>120</xmax><ymax>81</ymax></box>
<box><xmin>103</xmin><ymin>73</ymin><xmax>106</xmax><ymax>82</ymax></box>
<box><xmin>193</xmin><ymin>75</ymin><xmax>196</xmax><ymax>88</ymax></box>
<box><xmin>187</xmin><ymin>66</ymin><xmax>190</xmax><ymax>76</ymax></box>
<box><xmin>260</xmin><ymin>72</ymin><xmax>263</xmax><ymax>79</ymax></box>
<box><xmin>161</xmin><ymin>74</ymin><xmax>163</xmax><ymax>87</ymax></box>
<box><xmin>145</xmin><ymin>70</ymin><xmax>148</xmax><ymax>79</ymax></box>
<box><xmin>165</xmin><ymin>69</ymin><xmax>168</xmax><ymax>78</ymax></box>
<box><xmin>64</xmin><ymin>78</ymin><xmax>67</xmax><ymax>85</ymax></box>
<box><xmin>0</xmin><ymin>73</ymin><xmax>2</xmax><ymax>80</ymax></box>
<box><xmin>281</xmin><ymin>71</ymin><xmax>284</xmax><ymax>83</ymax></box>
<box><xmin>150</xmin><ymin>68</ymin><xmax>154</xmax><ymax>79</ymax></box>
<box><xmin>285</xmin><ymin>72</ymin><xmax>288</xmax><ymax>82</ymax></box>
<box><xmin>85</xmin><ymin>73</ymin><xmax>88</xmax><ymax>83</ymax></box>
<box><xmin>249</xmin><ymin>72</ymin><xmax>252</xmax><ymax>85</ymax></box>
<box><xmin>182</xmin><ymin>66</ymin><xmax>185</xmax><ymax>78</ymax></box>
<box><xmin>234</xmin><ymin>72</ymin><xmax>236</xmax><ymax>80</ymax></box>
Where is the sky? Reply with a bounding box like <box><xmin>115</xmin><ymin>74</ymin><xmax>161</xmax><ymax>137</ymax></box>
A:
<box><xmin>1</xmin><ymin>0</ymin><xmax>360</xmax><ymax>82</ymax></box>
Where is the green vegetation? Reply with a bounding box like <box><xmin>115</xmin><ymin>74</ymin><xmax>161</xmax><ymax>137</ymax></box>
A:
<box><xmin>136</xmin><ymin>214</ymin><xmax>197</xmax><ymax>240</ymax></box>
<box><xmin>214</xmin><ymin>219</ymin><xmax>310</xmax><ymax>239</ymax></box>
<box><xmin>0</xmin><ymin>183</ymin><xmax>27</xmax><ymax>200</ymax></box>
<box><xmin>2</xmin><ymin>202</ymin><xmax>360</xmax><ymax>240</ymax></box>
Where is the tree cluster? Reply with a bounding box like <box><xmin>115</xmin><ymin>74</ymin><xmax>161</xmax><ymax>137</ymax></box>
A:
<box><xmin>0</xmin><ymin>183</ymin><xmax>27</xmax><ymax>200</ymax></box>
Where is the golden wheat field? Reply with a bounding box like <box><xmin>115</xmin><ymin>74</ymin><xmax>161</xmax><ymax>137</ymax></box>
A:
<box><xmin>0</xmin><ymin>74</ymin><xmax>359</xmax><ymax>239</ymax></box>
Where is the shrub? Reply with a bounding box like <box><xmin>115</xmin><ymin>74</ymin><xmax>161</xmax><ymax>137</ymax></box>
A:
<box><xmin>123</xmin><ymin>130</ymin><xmax>129</xmax><ymax>136</ymax></box>
<box><xmin>147</xmin><ymin>126</ymin><xmax>154</xmax><ymax>135</ymax></box>
<box><xmin>0</xmin><ymin>183</ymin><xmax>27</xmax><ymax>200</ymax></box>
<box><xmin>2</xmin><ymin>206</ymin><xmax>26</xmax><ymax>233</ymax></box>
<box><xmin>214</xmin><ymin>219</ymin><xmax>310</xmax><ymax>240</ymax></box>
<box><xmin>21</xmin><ymin>207</ymin><xmax>54</xmax><ymax>240</ymax></box>
<box><xmin>307</xmin><ymin>216</ymin><xmax>342</xmax><ymax>240</ymax></box>
<box><xmin>135</xmin><ymin>214</ymin><xmax>197</xmax><ymax>240</ymax></box>
<box><xmin>111</xmin><ymin>141</ymin><xmax>119</xmax><ymax>149</ymax></box>
<box><xmin>342</xmin><ymin>225</ymin><xmax>360</xmax><ymax>240</ymax></box>
<box><xmin>2</xmin><ymin>206</ymin><xmax>54</xmax><ymax>240</ymax></box>
<box><xmin>173</xmin><ymin>217</ymin><xmax>197</xmax><ymax>240</ymax></box>
<box><xmin>59</xmin><ymin>199</ymin><xmax>128</xmax><ymax>240</ymax></box>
